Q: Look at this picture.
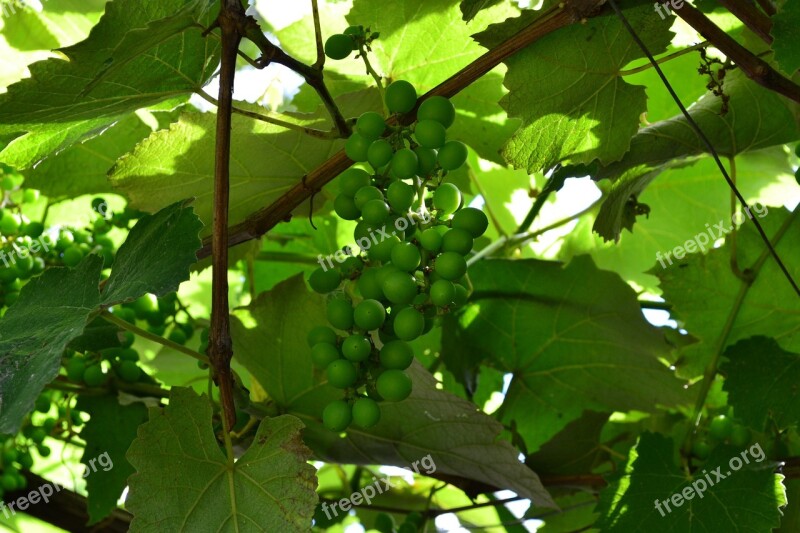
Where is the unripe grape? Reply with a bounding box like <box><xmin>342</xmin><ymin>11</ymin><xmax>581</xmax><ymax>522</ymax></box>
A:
<box><xmin>117</xmin><ymin>360</ymin><xmax>142</xmax><ymax>383</ymax></box>
<box><xmin>453</xmin><ymin>284</ymin><xmax>469</xmax><ymax>307</ymax></box>
<box><xmin>387</xmin><ymin>181</ymin><xmax>415</xmax><ymax>212</ymax></box>
<box><xmin>435</xmin><ymin>252</ymin><xmax>467</xmax><ymax>281</ymax></box>
<box><xmin>357</xmin><ymin>268</ymin><xmax>385</xmax><ymax>300</ymax></box>
<box><xmin>433</xmin><ymin>183</ymin><xmax>461</xmax><ymax>216</ymax></box>
<box><xmin>368</xmin><ymin>234</ymin><xmax>400</xmax><ymax>262</ymax></box>
<box><xmin>451</xmin><ymin>207</ymin><xmax>489</xmax><ymax>238</ymax></box>
<box><xmin>375</xmin><ymin>264</ymin><xmax>401</xmax><ymax>286</ymax></box>
<box><xmin>352</xmin><ymin>397</ymin><xmax>381</xmax><ymax>428</ymax></box>
<box><xmin>62</xmin><ymin>245</ymin><xmax>84</xmax><ymax>268</ymax></box>
<box><xmin>82</xmin><ymin>365</ymin><xmax>106</xmax><ymax>387</ymax></box>
<box><xmin>414</xmin><ymin>120</ymin><xmax>446</xmax><ymax>149</ymax></box>
<box><xmin>730</xmin><ymin>425</ymin><xmax>751</xmax><ymax>447</ymax></box>
<box><xmin>311</xmin><ymin>342</ymin><xmax>341</xmax><ymax>368</ymax></box>
<box><xmin>354</xmin><ymin>185</ymin><xmax>384</xmax><ymax>210</ymax></box>
<box><xmin>327</xmin><ymin>298</ymin><xmax>354</xmax><ymax>330</ymax></box>
<box><xmin>368</xmin><ymin>139</ymin><xmax>394</xmax><ymax>169</ymax></box>
<box><xmin>385</xmin><ymin>80</ymin><xmax>417</xmax><ymax>113</ymax></box>
<box><xmin>168</xmin><ymin>328</ymin><xmax>187</xmax><ymax>345</ymax></box>
<box><xmin>430</xmin><ymin>279</ymin><xmax>456</xmax><ymax>307</ymax></box>
<box><xmin>340</xmin><ymin>256</ymin><xmax>363</xmax><ymax>277</ymax></box>
<box><xmin>342</xmin><ymin>335</ymin><xmax>371</xmax><ymax>362</ymax></box>
<box><xmin>692</xmin><ymin>439</ymin><xmax>711</xmax><ymax>460</ymax></box>
<box><xmin>308</xmin><ymin>326</ymin><xmax>338</xmax><ymax>347</ymax></box>
<box><xmin>356</xmin><ymin>112</ymin><xmax>386</xmax><ymax>140</ymax></box>
<box><xmin>441</xmin><ymin>228</ymin><xmax>474</xmax><ymax>255</ymax></box>
<box><xmin>354</xmin><ymin>220</ymin><xmax>373</xmax><ymax>243</ymax></box>
<box><xmin>309</xmin><ymin>267</ymin><xmax>341</xmax><ymax>294</ymax></box>
<box><xmin>322</xmin><ymin>400</ymin><xmax>352</xmax><ymax>431</ymax></box>
<box><xmin>393</xmin><ymin>307</ymin><xmax>424</xmax><ymax>341</ymax></box>
<box><xmin>345</xmin><ymin>133</ymin><xmax>371</xmax><ymax>162</ymax></box>
<box><xmin>391</xmin><ymin>148</ymin><xmax>418</xmax><ymax>179</ymax></box>
<box><xmin>326</xmin><ymin>359</ymin><xmax>358</xmax><ymax>388</ymax></box>
<box><xmin>361</xmin><ymin>199</ymin><xmax>391</xmax><ymax>226</ymax></box>
<box><xmin>324</xmin><ymin>34</ymin><xmax>354</xmax><ymax>60</ymax></box>
<box><xmin>119</xmin><ymin>348</ymin><xmax>140</xmax><ymax>362</ymax></box>
<box><xmin>22</xmin><ymin>221</ymin><xmax>44</xmax><ymax>238</ymax></box>
<box><xmin>437</xmin><ymin>140</ymin><xmax>468</xmax><ymax>170</ymax></box>
<box><xmin>381</xmin><ymin>271</ymin><xmax>417</xmax><ymax>305</ymax></box>
<box><xmin>379</xmin><ymin>340</ymin><xmax>414</xmax><ymax>369</ymax></box>
<box><xmin>376</xmin><ymin>369</ymin><xmax>412</xmax><ymax>401</ymax></box>
<box><xmin>334</xmin><ymin>194</ymin><xmax>361</xmax><ymax>220</ymax></box>
<box><xmin>709</xmin><ymin>415</ymin><xmax>733</xmax><ymax>440</ymax></box>
<box><xmin>65</xmin><ymin>357</ymin><xmax>86</xmax><ymax>382</ymax></box>
<box><xmin>418</xmin><ymin>228</ymin><xmax>443</xmax><ymax>253</ymax></box>
<box><xmin>354</xmin><ymin>299</ymin><xmax>386</xmax><ymax>330</ymax></box>
<box><xmin>0</xmin><ymin>212</ymin><xmax>19</xmax><ymax>235</ymax></box>
<box><xmin>418</xmin><ymin>95</ymin><xmax>456</xmax><ymax>128</ymax></box>
<box><xmin>390</xmin><ymin>242</ymin><xmax>421</xmax><ymax>271</ymax></box>
<box><xmin>339</xmin><ymin>168</ymin><xmax>371</xmax><ymax>197</ymax></box>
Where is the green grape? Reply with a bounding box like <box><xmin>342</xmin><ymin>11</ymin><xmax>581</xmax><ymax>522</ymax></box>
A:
<box><xmin>354</xmin><ymin>220</ymin><xmax>373</xmax><ymax>243</ymax></box>
<box><xmin>414</xmin><ymin>146</ymin><xmax>438</xmax><ymax>176</ymax></box>
<box><xmin>453</xmin><ymin>284</ymin><xmax>469</xmax><ymax>307</ymax></box>
<box><xmin>1</xmin><ymin>448</ymin><xmax>18</xmax><ymax>463</ymax></box>
<box><xmin>13</xmin><ymin>254</ymin><xmax>34</xmax><ymax>278</ymax></box>
<box><xmin>148</xmin><ymin>323</ymin><xmax>166</xmax><ymax>336</ymax></box>
<box><xmin>385</xmin><ymin>80</ymin><xmax>417</xmax><ymax>114</ymax></box>
<box><xmin>342</xmin><ymin>335</ymin><xmax>371</xmax><ymax>362</ymax></box>
<box><xmin>62</xmin><ymin>245</ymin><xmax>84</xmax><ymax>267</ymax></box>
<box><xmin>324</xmin><ymin>33</ymin><xmax>354</xmax><ymax>60</ymax></box>
<box><xmin>437</xmin><ymin>140</ymin><xmax>468</xmax><ymax>170</ymax></box>
<box><xmin>390</xmin><ymin>242</ymin><xmax>421</xmax><ymax>272</ymax></box>
<box><xmin>309</xmin><ymin>266</ymin><xmax>342</xmax><ymax>293</ymax></box>
<box><xmin>452</xmin><ymin>207</ymin><xmax>489</xmax><ymax>238</ymax></box>
<box><xmin>177</xmin><ymin>321</ymin><xmax>194</xmax><ymax>339</ymax></box>
<box><xmin>393</xmin><ymin>307</ymin><xmax>424</xmax><ymax>341</ymax></box>
<box><xmin>145</xmin><ymin>309</ymin><xmax>167</xmax><ymax>327</ymax></box>
<box><xmin>168</xmin><ymin>328</ymin><xmax>187</xmax><ymax>345</ymax></box>
<box><xmin>356</xmin><ymin>112</ymin><xmax>386</xmax><ymax>140</ymax></box>
<box><xmin>709</xmin><ymin>415</ymin><xmax>733</xmax><ymax>440</ymax></box>
<box><xmin>117</xmin><ymin>360</ymin><xmax>142</xmax><ymax>383</ymax></box>
<box><xmin>83</xmin><ymin>365</ymin><xmax>107</xmax><ymax>387</ymax></box>
<box><xmin>391</xmin><ymin>148</ymin><xmax>418</xmax><ymax>179</ymax></box>
<box><xmin>343</xmin><ymin>25</ymin><xmax>362</xmax><ymax>36</ymax></box>
<box><xmin>354</xmin><ymin>299</ymin><xmax>386</xmax><ymax>330</ymax></box>
<box><xmin>352</xmin><ymin>397</ymin><xmax>381</xmax><ymax>428</ymax></box>
<box><xmin>18</xmin><ymin>452</ymin><xmax>33</xmax><ymax>470</ymax></box>
<box><xmin>430</xmin><ymin>279</ymin><xmax>456</xmax><ymax>307</ymax></box>
<box><xmin>322</xmin><ymin>400</ymin><xmax>352</xmax><ymax>431</ymax></box>
<box><xmin>157</xmin><ymin>292</ymin><xmax>178</xmax><ymax>314</ymax></box>
<box><xmin>91</xmin><ymin>197</ymin><xmax>106</xmax><ymax>211</ymax></box>
<box><xmin>345</xmin><ymin>133</ymin><xmax>371</xmax><ymax>162</ymax></box>
<box><xmin>0</xmin><ymin>474</ymin><xmax>16</xmax><ymax>491</ymax></box>
<box><xmin>354</xmin><ymin>185</ymin><xmax>384</xmax><ymax>210</ymax></box>
<box><xmin>339</xmin><ymin>168</ymin><xmax>371</xmax><ymax>197</ymax></box>
<box><xmin>21</xmin><ymin>221</ymin><xmax>44</xmax><ymax>238</ymax></box>
<box><xmin>418</xmin><ymin>228</ymin><xmax>443</xmax><ymax>252</ymax></box>
<box><xmin>374</xmin><ymin>512</ymin><xmax>396</xmax><ymax>533</ymax></box>
<box><xmin>31</xmin><ymin>428</ymin><xmax>47</xmax><ymax>444</ymax></box>
<box><xmin>441</xmin><ymin>228</ymin><xmax>474</xmax><ymax>255</ymax></box>
<box><xmin>326</xmin><ymin>359</ymin><xmax>358</xmax><ymax>388</ymax></box>
<box><xmin>334</xmin><ymin>194</ymin><xmax>361</xmax><ymax>221</ymax></box>
<box><xmin>417</xmin><ymin>95</ymin><xmax>456</xmax><ymax>128</ymax></box>
<box><xmin>119</xmin><ymin>348</ymin><xmax>139</xmax><ymax>362</ymax></box>
<box><xmin>340</xmin><ymin>256</ymin><xmax>363</xmax><ymax>277</ymax></box>
<box><xmin>0</xmin><ymin>261</ymin><xmax>19</xmax><ymax>285</ymax></box>
<box><xmin>327</xmin><ymin>298</ymin><xmax>354</xmax><ymax>330</ymax></box>
<box><xmin>414</xmin><ymin>120</ymin><xmax>446</xmax><ymax>149</ymax></box>
<box><xmin>65</xmin><ymin>357</ymin><xmax>86</xmax><ymax>382</ymax></box>
<box><xmin>93</xmin><ymin>218</ymin><xmax>111</xmax><ymax>235</ymax></box>
<box><xmin>311</xmin><ymin>342</ymin><xmax>341</xmax><ymax>368</ymax></box>
<box><xmin>379</xmin><ymin>340</ymin><xmax>414</xmax><ymax>369</ymax></box>
<box><xmin>357</xmin><ymin>268</ymin><xmax>385</xmax><ymax>300</ymax></box>
<box><xmin>376</xmin><ymin>369</ymin><xmax>412</xmax><ymax>401</ymax></box>
<box><xmin>361</xmin><ymin>199</ymin><xmax>391</xmax><ymax>226</ymax></box>
<box><xmin>368</xmin><ymin>234</ymin><xmax>400</xmax><ymax>263</ymax></box>
<box><xmin>432</xmin><ymin>183</ymin><xmax>461</xmax><ymax>216</ymax></box>
<box><xmin>308</xmin><ymin>326</ymin><xmax>338</xmax><ymax>347</ymax></box>
<box><xmin>405</xmin><ymin>511</ymin><xmax>424</xmax><ymax>527</ymax></box>
<box><xmin>55</xmin><ymin>231</ymin><xmax>74</xmax><ymax>251</ymax></box>
<box><xmin>730</xmin><ymin>425</ymin><xmax>751</xmax><ymax>447</ymax></box>
<box><xmin>692</xmin><ymin>439</ymin><xmax>711</xmax><ymax>460</ymax></box>
<box><xmin>376</xmin><ymin>263</ymin><xmax>400</xmax><ymax>287</ymax></box>
<box><xmin>31</xmin><ymin>257</ymin><xmax>46</xmax><ymax>275</ymax></box>
<box><xmin>387</xmin><ymin>180</ymin><xmax>415</xmax><ymax>212</ymax></box>
<box><xmin>381</xmin><ymin>271</ymin><xmax>417</xmax><ymax>305</ymax></box>
<box><xmin>368</xmin><ymin>139</ymin><xmax>394</xmax><ymax>169</ymax></box>
<box><xmin>113</xmin><ymin>306</ymin><xmax>136</xmax><ymax>324</ymax></box>
<box><xmin>36</xmin><ymin>445</ymin><xmax>51</xmax><ymax>457</ymax></box>
<box><xmin>22</xmin><ymin>188</ymin><xmax>39</xmax><ymax>203</ymax></box>
<box><xmin>0</xmin><ymin>212</ymin><xmax>20</xmax><ymax>235</ymax></box>
<box><xmin>34</xmin><ymin>394</ymin><xmax>50</xmax><ymax>413</ymax></box>
<box><xmin>434</xmin><ymin>252</ymin><xmax>467</xmax><ymax>281</ymax></box>
<box><xmin>120</xmin><ymin>331</ymin><xmax>135</xmax><ymax>348</ymax></box>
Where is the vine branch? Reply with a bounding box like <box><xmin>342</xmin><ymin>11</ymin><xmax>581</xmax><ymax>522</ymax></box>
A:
<box><xmin>716</xmin><ymin>0</ymin><xmax>773</xmax><ymax>44</ymax></box>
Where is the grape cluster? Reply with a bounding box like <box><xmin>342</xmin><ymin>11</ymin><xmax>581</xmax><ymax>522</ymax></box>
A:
<box><xmin>690</xmin><ymin>411</ymin><xmax>754</xmax><ymax>460</ymax></box>
<box><xmin>324</xmin><ymin>25</ymin><xmax>379</xmax><ymax>61</ymax></box>
<box><xmin>307</xmin><ymin>79</ymin><xmax>488</xmax><ymax>432</ymax></box>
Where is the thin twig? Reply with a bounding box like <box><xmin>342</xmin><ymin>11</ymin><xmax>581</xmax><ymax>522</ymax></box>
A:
<box><xmin>101</xmin><ymin>310</ymin><xmax>209</xmax><ymax>364</ymax></box>
<box><xmin>311</xmin><ymin>0</ymin><xmax>325</xmax><ymax>69</ymax></box>
<box><xmin>619</xmin><ymin>41</ymin><xmax>708</xmax><ymax>76</ymax></box>
<box><xmin>715</xmin><ymin>0</ymin><xmax>773</xmax><ymax>44</ymax></box>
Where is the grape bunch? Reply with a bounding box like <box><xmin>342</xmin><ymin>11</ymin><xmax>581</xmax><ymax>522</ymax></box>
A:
<box><xmin>690</xmin><ymin>411</ymin><xmax>755</xmax><ymax>460</ymax></box>
<box><xmin>307</xmin><ymin>79</ymin><xmax>489</xmax><ymax>432</ymax></box>
<box><xmin>324</xmin><ymin>25</ymin><xmax>379</xmax><ymax>61</ymax></box>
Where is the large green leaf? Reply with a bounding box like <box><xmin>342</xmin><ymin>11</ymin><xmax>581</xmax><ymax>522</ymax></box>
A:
<box><xmin>658</xmin><ymin>209</ymin><xmax>800</xmax><ymax>378</ymax></box>
<box><xmin>0</xmin><ymin>256</ymin><xmax>103</xmax><ymax>434</ymax></box>
<box><xmin>76</xmin><ymin>395</ymin><xmax>149</xmax><ymax>524</ymax></box>
<box><xmin>126</xmin><ymin>387</ymin><xmax>317</xmax><ymax>532</ymax></box>
<box><xmin>771</xmin><ymin>0</ymin><xmax>800</xmax><ymax>76</ymax></box>
<box><xmin>444</xmin><ymin>257</ymin><xmax>688</xmax><ymax>451</ymax></box>
<box><xmin>109</xmin><ymin>108</ymin><xmax>341</xmax><ymax>231</ymax></box>
<box><xmin>595</xmin><ymin>432</ymin><xmax>785</xmax><ymax>531</ymax></box>
<box><xmin>100</xmin><ymin>201</ymin><xmax>203</xmax><ymax>305</ymax></box>
<box><xmin>230</xmin><ymin>276</ymin><xmax>557</xmax><ymax>508</ymax></box>
<box><xmin>0</xmin><ymin>0</ymin><xmax>220</xmax><ymax>168</ymax></box>
<box><xmin>475</xmin><ymin>4</ymin><xmax>673</xmax><ymax>173</ymax></box>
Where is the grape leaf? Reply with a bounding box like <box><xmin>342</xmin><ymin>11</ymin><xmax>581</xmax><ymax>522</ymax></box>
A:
<box><xmin>657</xmin><ymin>209</ymin><xmax>800</xmax><ymax>378</ymax></box>
<box><xmin>100</xmin><ymin>200</ymin><xmax>203</xmax><ymax>306</ymax></box>
<box><xmin>461</xmin><ymin>0</ymin><xmax>503</xmax><ymax>21</ymax></box>
<box><xmin>444</xmin><ymin>256</ymin><xmax>687</xmax><ymax>452</ymax></box>
<box><xmin>721</xmin><ymin>336</ymin><xmax>800</xmax><ymax>432</ymax></box>
<box><xmin>595</xmin><ymin>432</ymin><xmax>785</xmax><ymax>531</ymax></box>
<box><xmin>76</xmin><ymin>395</ymin><xmax>149</xmax><ymax>524</ymax></box>
<box><xmin>0</xmin><ymin>256</ymin><xmax>103</xmax><ymax>434</ymax></box>
<box><xmin>109</xmin><ymin>108</ymin><xmax>340</xmax><ymax>231</ymax></box>
<box><xmin>593</xmin><ymin>71</ymin><xmax>800</xmax><ymax>240</ymax></box>
<box><xmin>0</xmin><ymin>0</ymin><xmax>220</xmax><ymax>168</ymax></box>
<box><xmin>230</xmin><ymin>276</ymin><xmax>557</xmax><ymax>509</ymax></box>
<box><xmin>475</xmin><ymin>4</ymin><xmax>673</xmax><ymax>173</ymax></box>
<box><xmin>126</xmin><ymin>387</ymin><xmax>317</xmax><ymax>532</ymax></box>
<box><xmin>771</xmin><ymin>0</ymin><xmax>800</xmax><ymax>76</ymax></box>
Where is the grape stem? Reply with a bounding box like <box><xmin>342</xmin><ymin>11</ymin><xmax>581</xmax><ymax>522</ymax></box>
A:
<box><xmin>357</xmin><ymin>43</ymin><xmax>387</xmax><ymax>114</ymax></box>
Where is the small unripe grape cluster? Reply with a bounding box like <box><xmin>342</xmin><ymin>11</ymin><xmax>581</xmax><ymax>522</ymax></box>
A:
<box><xmin>324</xmin><ymin>25</ymin><xmax>379</xmax><ymax>61</ymax></box>
<box><xmin>690</xmin><ymin>412</ymin><xmax>754</xmax><ymax>460</ymax></box>
<box><xmin>308</xmin><ymin>79</ymin><xmax>489</xmax><ymax>432</ymax></box>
